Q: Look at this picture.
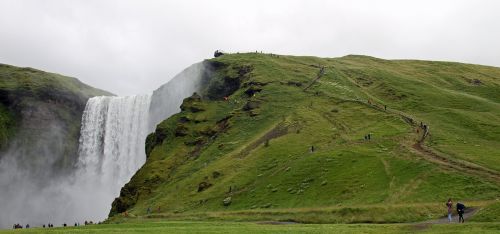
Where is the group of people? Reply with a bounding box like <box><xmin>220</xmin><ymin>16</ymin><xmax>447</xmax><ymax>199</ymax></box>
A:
<box><xmin>13</xmin><ymin>224</ymin><xmax>27</xmax><ymax>229</ymax></box>
<box><xmin>446</xmin><ymin>198</ymin><xmax>466</xmax><ymax>223</ymax></box>
<box><xmin>14</xmin><ymin>223</ymin><xmax>56</xmax><ymax>229</ymax></box>
<box><xmin>364</xmin><ymin>133</ymin><xmax>372</xmax><ymax>140</ymax></box>
<box><xmin>12</xmin><ymin>221</ymin><xmax>94</xmax><ymax>229</ymax></box>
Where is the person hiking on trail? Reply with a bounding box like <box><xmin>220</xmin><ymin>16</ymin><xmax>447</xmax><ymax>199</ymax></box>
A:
<box><xmin>446</xmin><ymin>198</ymin><xmax>453</xmax><ymax>222</ymax></box>
<box><xmin>457</xmin><ymin>202</ymin><xmax>466</xmax><ymax>223</ymax></box>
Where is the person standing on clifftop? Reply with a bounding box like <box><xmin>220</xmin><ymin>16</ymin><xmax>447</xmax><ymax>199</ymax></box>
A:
<box><xmin>446</xmin><ymin>198</ymin><xmax>453</xmax><ymax>222</ymax></box>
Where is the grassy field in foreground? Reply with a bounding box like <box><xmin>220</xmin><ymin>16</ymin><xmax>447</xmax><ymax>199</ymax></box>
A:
<box><xmin>1</xmin><ymin>221</ymin><xmax>500</xmax><ymax>234</ymax></box>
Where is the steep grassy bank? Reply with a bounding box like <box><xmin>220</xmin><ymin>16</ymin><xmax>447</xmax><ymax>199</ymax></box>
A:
<box><xmin>109</xmin><ymin>53</ymin><xmax>500</xmax><ymax>223</ymax></box>
<box><xmin>0</xmin><ymin>63</ymin><xmax>111</xmax><ymax>173</ymax></box>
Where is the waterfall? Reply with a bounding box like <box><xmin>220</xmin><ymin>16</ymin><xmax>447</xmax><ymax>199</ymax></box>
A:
<box><xmin>68</xmin><ymin>62</ymin><xmax>209</xmax><ymax>223</ymax></box>
<box><xmin>77</xmin><ymin>95</ymin><xmax>151</xmax><ymax>193</ymax></box>
<box><xmin>0</xmin><ymin>62</ymin><xmax>210</xmax><ymax>229</ymax></box>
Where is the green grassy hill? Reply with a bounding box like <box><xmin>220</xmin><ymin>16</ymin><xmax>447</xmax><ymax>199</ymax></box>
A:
<box><xmin>109</xmin><ymin>53</ymin><xmax>500</xmax><ymax>223</ymax></box>
<box><xmin>0</xmin><ymin>63</ymin><xmax>112</xmax><ymax>171</ymax></box>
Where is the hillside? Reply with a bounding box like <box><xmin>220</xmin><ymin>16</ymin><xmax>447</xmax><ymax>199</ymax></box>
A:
<box><xmin>109</xmin><ymin>53</ymin><xmax>500</xmax><ymax>223</ymax></box>
<box><xmin>0</xmin><ymin>63</ymin><xmax>112</xmax><ymax>174</ymax></box>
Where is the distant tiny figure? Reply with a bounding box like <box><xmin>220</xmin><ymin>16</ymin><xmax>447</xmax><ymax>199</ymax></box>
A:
<box><xmin>75</xmin><ymin>222</ymin><xmax>78</xmax><ymax>227</ymax></box>
<box><xmin>364</xmin><ymin>135</ymin><xmax>367</xmax><ymax>140</ymax></box>
<box><xmin>457</xmin><ymin>202</ymin><xmax>466</xmax><ymax>223</ymax></box>
<box><xmin>25</xmin><ymin>224</ymin><xmax>29</xmax><ymax>229</ymax></box>
<box><xmin>384</xmin><ymin>105</ymin><xmax>387</xmax><ymax>110</ymax></box>
<box><xmin>63</xmin><ymin>223</ymin><xmax>67</xmax><ymax>227</ymax></box>
<box><xmin>43</xmin><ymin>224</ymin><xmax>46</xmax><ymax>228</ymax></box>
<box><xmin>147</xmin><ymin>207</ymin><xmax>151</xmax><ymax>214</ymax></box>
<box><xmin>446</xmin><ymin>198</ymin><xmax>453</xmax><ymax>222</ymax></box>
<box><xmin>310</xmin><ymin>146</ymin><xmax>315</xmax><ymax>153</ymax></box>
<box><xmin>368</xmin><ymin>133</ymin><xmax>371</xmax><ymax>140</ymax></box>
<box><xmin>84</xmin><ymin>221</ymin><xmax>88</xmax><ymax>225</ymax></box>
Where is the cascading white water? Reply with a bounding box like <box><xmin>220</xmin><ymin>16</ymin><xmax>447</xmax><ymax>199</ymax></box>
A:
<box><xmin>68</xmin><ymin>62</ymin><xmax>208</xmax><ymax>223</ymax></box>
<box><xmin>75</xmin><ymin>95</ymin><xmax>151</xmax><ymax>219</ymax></box>
<box><xmin>0</xmin><ymin>62</ymin><xmax>209</xmax><ymax>229</ymax></box>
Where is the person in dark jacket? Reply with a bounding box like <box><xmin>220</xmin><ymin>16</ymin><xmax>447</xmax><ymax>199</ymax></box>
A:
<box><xmin>456</xmin><ymin>202</ymin><xmax>466</xmax><ymax>223</ymax></box>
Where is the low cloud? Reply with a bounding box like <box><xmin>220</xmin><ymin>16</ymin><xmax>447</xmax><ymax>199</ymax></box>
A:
<box><xmin>0</xmin><ymin>0</ymin><xmax>499</xmax><ymax>95</ymax></box>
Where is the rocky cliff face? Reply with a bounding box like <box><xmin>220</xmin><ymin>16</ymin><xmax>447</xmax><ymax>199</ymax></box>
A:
<box><xmin>109</xmin><ymin>59</ymin><xmax>252</xmax><ymax>216</ymax></box>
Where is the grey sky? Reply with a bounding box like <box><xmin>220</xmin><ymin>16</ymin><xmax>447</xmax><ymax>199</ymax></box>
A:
<box><xmin>1</xmin><ymin>0</ymin><xmax>499</xmax><ymax>95</ymax></box>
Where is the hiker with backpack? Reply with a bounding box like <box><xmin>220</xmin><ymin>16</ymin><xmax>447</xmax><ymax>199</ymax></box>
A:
<box><xmin>456</xmin><ymin>202</ymin><xmax>466</xmax><ymax>223</ymax></box>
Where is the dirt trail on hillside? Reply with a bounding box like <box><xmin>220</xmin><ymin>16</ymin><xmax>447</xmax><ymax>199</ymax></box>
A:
<box><xmin>333</xmin><ymin>67</ymin><xmax>500</xmax><ymax>182</ymax></box>
<box><xmin>339</xmin><ymin>96</ymin><xmax>500</xmax><ymax>182</ymax></box>
<box><xmin>420</xmin><ymin>207</ymin><xmax>478</xmax><ymax>225</ymax></box>
<box><xmin>335</xmin><ymin>96</ymin><xmax>500</xmax><ymax>182</ymax></box>
<box><xmin>409</xmin><ymin>116</ymin><xmax>500</xmax><ymax>181</ymax></box>
<box><xmin>411</xmin><ymin>207</ymin><xmax>478</xmax><ymax>231</ymax></box>
<box><xmin>412</xmin><ymin>142</ymin><xmax>500</xmax><ymax>181</ymax></box>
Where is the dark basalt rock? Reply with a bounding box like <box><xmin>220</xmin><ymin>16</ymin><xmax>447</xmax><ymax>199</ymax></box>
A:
<box><xmin>197</xmin><ymin>181</ymin><xmax>212</xmax><ymax>192</ymax></box>
<box><xmin>174</xmin><ymin>124</ymin><xmax>189</xmax><ymax>137</ymax></box>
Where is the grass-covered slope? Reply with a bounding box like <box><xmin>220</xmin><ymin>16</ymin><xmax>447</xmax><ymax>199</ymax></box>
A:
<box><xmin>0</xmin><ymin>63</ymin><xmax>112</xmax><ymax>171</ymax></box>
<box><xmin>109</xmin><ymin>53</ymin><xmax>500</xmax><ymax>223</ymax></box>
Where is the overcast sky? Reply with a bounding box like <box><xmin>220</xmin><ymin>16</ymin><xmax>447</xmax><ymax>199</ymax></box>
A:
<box><xmin>1</xmin><ymin>0</ymin><xmax>499</xmax><ymax>95</ymax></box>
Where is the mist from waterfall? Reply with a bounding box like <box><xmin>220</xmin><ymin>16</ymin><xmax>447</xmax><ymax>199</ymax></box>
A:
<box><xmin>0</xmin><ymin>62</ymin><xmax>209</xmax><ymax>229</ymax></box>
